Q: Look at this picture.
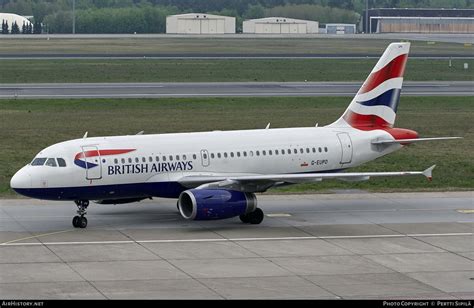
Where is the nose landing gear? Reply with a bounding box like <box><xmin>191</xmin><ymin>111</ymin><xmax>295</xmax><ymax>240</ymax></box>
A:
<box><xmin>73</xmin><ymin>200</ymin><xmax>89</xmax><ymax>228</ymax></box>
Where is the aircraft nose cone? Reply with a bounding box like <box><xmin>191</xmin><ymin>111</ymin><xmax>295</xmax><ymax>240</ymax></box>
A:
<box><xmin>10</xmin><ymin>168</ymin><xmax>32</xmax><ymax>191</ymax></box>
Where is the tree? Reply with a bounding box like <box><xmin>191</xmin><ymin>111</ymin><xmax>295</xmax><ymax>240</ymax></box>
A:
<box><xmin>244</xmin><ymin>4</ymin><xmax>265</xmax><ymax>19</ymax></box>
<box><xmin>33</xmin><ymin>20</ymin><xmax>42</xmax><ymax>34</ymax></box>
<box><xmin>1</xmin><ymin>20</ymin><xmax>7</xmax><ymax>34</ymax></box>
<box><xmin>11</xmin><ymin>21</ymin><xmax>20</xmax><ymax>34</ymax></box>
<box><xmin>22</xmin><ymin>21</ymin><xmax>26</xmax><ymax>34</ymax></box>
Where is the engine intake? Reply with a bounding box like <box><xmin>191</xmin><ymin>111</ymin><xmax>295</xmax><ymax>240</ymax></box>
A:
<box><xmin>178</xmin><ymin>189</ymin><xmax>257</xmax><ymax>220</ymax></box>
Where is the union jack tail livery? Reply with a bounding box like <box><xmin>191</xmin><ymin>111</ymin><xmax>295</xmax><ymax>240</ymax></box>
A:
<box><xmin>331</xmin><ymin>42</ymin><xmax>410</xmax><ymax>130</ymax></box>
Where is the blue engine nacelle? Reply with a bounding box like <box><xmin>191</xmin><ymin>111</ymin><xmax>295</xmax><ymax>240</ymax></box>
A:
<box><xmin>177</xmin><ymin>189</ymin><xmax>257</xmax><ymax>220</ymax></box>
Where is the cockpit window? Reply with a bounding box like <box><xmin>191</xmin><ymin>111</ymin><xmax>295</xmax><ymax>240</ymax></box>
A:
<box><xmin>45</xmin><ymin>158</ymin><xmax>57</xmax><ymax>167</ymax></box>
<box><xmin>31</xmin><ymin>158</ymin><xmax>47</xmax><ymax>166</ymax></box>
<box><xmin>57</xmin><ymin>158</ymin><xmax>67</xmax><ymax>167</ymax></box>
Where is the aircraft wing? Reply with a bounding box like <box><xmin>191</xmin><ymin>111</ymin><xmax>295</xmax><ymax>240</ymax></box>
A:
<box><xmin>178</xmin><ymin>165</ymin><xmax>436</xmax><ymax>192</ymax></box>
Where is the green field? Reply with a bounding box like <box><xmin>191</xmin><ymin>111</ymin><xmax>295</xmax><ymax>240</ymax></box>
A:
<box><xmin>1</xmin><ymin>96</ymin><xmax>472</xmax><ymax>197</ymax></box>
<box><xmin>0</xmin><ymin>37</ymin><xmax>471</xmax><ymax>56</ymax></box>
<box><xmin>1</xmin><ymin>58</ymin><xmax>473</xmax><ymax>83</ymax></box>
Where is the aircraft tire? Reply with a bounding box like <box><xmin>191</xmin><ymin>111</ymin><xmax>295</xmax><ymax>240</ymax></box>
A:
<box><xmin>248</xmin><ymin>208</ymin><xmax>264</xmax><ymax>225</ymax></box>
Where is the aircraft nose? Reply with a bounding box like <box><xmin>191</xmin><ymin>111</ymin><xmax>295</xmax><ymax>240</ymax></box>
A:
<box><xmin>10</xmin><ymin>167</ymin><xmax>32</xmax><ymax>191</ymax></box>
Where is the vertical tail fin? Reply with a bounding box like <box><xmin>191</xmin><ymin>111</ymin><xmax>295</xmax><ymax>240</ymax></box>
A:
<box><xmin>330</xmin><ymin>42</ymin><xmax>410</xmax><ymax>130</ymax></box>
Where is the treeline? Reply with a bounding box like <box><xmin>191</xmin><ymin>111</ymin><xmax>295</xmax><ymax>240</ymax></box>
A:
<box><xmin>1</xmin><ymin>19</ymin><xmax>42</xmax><ymax>34</ymax></box>
<box><xmin>44</xmin><ymin>5</ymin><xmax>178</xmax><ymax>33</ymax></box>
<box><xmin>1</xmin><ymin>0</ymin><xmax>472</xmax><ymax>33</ymax></box>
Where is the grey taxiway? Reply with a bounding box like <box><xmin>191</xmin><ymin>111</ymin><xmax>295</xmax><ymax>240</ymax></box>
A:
<box><xmin>1</xmin><ymin>81</ymin><xmax>473</xmax><ymax>99</ymax></box>
<box><xmin>0</xmin><ymin>191</ymin><xmax>472</xmax><ymax>299</ymax></box>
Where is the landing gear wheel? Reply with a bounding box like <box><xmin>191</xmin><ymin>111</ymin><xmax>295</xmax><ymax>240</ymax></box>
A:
<box><xmin>239</xmin><ymin>214</ymin><xmax>251</xmax><ymax>223</ymax></box>
<box><xmin>73</xmin><ymin>200</ymin><xmax>89</xmax><ymax>228</ymax></box>
<box><xmin>241</xmin><ymin>208</ymin><xmax>264</xmax><ymax>224</ymax></box>
<box><xmin>248</xmin><ymin>208</ymin><xmax>264</xmax><ymax>224</ymax></box>
<box><xmin>78</xmin><ymin>216</ymin><xmax>87</xmax><ymax>228</ymax></box>
<box><xmin>72</xmin><ymin>216</ymin><xmax>80</xmax><ymax>228</ymax></box>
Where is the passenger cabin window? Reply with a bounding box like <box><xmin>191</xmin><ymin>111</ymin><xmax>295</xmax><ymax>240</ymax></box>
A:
<box><xmin>149</xmin><ymin>157</ymin><xmax>153</xmax><ymax>162</ymax></box>
<box><xmin>193</xmin><ymin>154</ymin><xmax>197</xmax><ymax>160</ymax></box>
<box><xmin>114</xmin><ymin>158</ymin><xmax>118</xmax><ymax>164</ymax></box>
<box><xmin>211</xmin><ymin>153</ymin><xmax>215</xmax><ymax>159</ymax></box>
<box><xmin>175</xmin><ymin>155</ymin><xmax>179</xmax><ymax>161</ymax></box>
<box><xmin>183</xmin><ymin>155</ymin><xmax>187</xmax><ymax>160</ymax></box>
<box><xmin>135</xmin><ymin>157</ymin><xmax>139</xmax><ymax>163</ymax></box>
<box><xmin>155</xmin><ymin>156</ymin><xmax>159</xmax><ymax>162</ymax></box>
<box><xmin>162</xmin><ymin>156</ymin><xmax>166</xmax><ymax>161</ymax></box>
<box><xmin>142</xmin><ymin>157</ymin><xmax>146</xmax><ymax>163</ymax></box>
<box><xmin>45</xmin><ymin>158</ymin><xmax>57</xmax><ymax>167</ymax></box>
<box><xmin>57</xmin><ymin>158</ymin><xmax>67</xmax><ymax>167</ymax></box>
<box><xmin>31</xmin><ymin>158</ymin><xmax>47</xmax><ymax>166</ymax></box>
<box><xmin>324</xmin><ymin>147</ymin><xmax>328</xmax><ymax>152</ymax></box>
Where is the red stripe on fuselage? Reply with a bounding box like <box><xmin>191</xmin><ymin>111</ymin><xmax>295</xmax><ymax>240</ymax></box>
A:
<box><xmin>359</xmin><ymin>54</ymin><xmax>408</xmax><ymax>94</ymax></box>
<box><xmin>74</xmin><ymin>149</ymin><xmax>135</xmax><ymax>160</ymax></box>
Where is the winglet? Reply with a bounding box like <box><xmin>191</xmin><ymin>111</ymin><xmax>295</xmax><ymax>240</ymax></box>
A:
<box><xmin>423</xmin><ymin>165</ymin><xmax>436</xmax><ymax>181</ymax></box>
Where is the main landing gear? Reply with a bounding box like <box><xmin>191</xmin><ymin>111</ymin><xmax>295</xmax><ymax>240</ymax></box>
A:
<box><xmin>73</xmin><ymin>200</ymin><xmax>89</xmax><ymax>228</ymax></box>
<box><xmin>239</xmin><ymin>208</ymin><xmax>264</xmax><ymax>225</ymax></box>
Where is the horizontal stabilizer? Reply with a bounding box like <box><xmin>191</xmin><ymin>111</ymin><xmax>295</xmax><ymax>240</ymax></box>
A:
<box><xmin>372</xmin><ymin>137</ymin><xmax>462</xmax><ymax>145</ymax></box>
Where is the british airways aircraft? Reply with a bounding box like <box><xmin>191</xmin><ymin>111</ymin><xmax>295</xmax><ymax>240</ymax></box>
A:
<box><xmin>10</xmin><ymin>42</ymin><xmax>459</xmax><ymax>228</ymax></box>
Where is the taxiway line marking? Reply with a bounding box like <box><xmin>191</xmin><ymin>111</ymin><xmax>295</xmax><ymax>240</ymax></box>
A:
<box><xmin>0</xmin><ymin>232</ymin><xmax>472</xmax><ymax>246</ymax></box>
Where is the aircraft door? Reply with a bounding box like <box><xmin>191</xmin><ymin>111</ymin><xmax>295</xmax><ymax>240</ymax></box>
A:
<box><xmin>337</xmin><ymin>133</ymin><xmax>353</xmax><ymax>164</ymax></box>
<box><xmin>81</xmin><ymin>146</ymin><xmax>102</xmax><ymax>180</ymax></box>
<box><xmin>200</xmin><ymin>149</ymin><xmax>210</xmax><ymax>167</ymax></box>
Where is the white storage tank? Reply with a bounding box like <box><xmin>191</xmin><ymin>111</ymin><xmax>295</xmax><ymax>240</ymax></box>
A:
<box><xmin>243</xmin><ymin>17</ymin><xmax>319</xmax><ymax>34</ymax></box>
<box><xmin>166</xmin><ymin>13</ymin><xmax>235</xmax><ymax>34</ymax></box>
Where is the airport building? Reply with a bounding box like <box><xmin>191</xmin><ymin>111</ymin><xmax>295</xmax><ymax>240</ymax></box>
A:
<box><xmin>364</xmin><ymin>8</ymin><xmax>474</xmax><ymax>33</ymax></box>
<box><xmin>166</xmin><ymin>13</ymin><xmax>235</xmax><ymax>34</ymax></box>
<box><xmin>325</xmin><ymin>23</ymin><xmax>356</xmax><ymax>34</ymax></box>
<box><xmin>243</xmin><ymin>17</ymin><xmax>318</xmax><ymax>34</ymax></box>
<box><xmin>0</xmin><ymin>12</ymin><xmax>32</xmax><ymax>32</ymax></box>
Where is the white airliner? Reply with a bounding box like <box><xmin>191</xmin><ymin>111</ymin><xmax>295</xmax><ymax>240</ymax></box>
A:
<box><xmin>10</xmin><ymin>42</ymin><xmax>460</xmax><ymax>228</ymax></box>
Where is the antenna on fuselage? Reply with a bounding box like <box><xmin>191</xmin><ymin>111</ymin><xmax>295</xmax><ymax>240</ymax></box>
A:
<box><xmin>315</xmin><ymin>123</ymin><xmax>319</xmax><ymax>127</ymax></box>
<box><xmin>265</xmin><ymin>123</ymin><xmax>270</xmax><ymax>129</ymax></box>
<box><xmin>83</xmin><ymin>132</ymin><xmax>88</xmax><ymax>139</ymax></box>
<box><xmin>136</xmin><ymin>131</ymin><xmax>144</xmax><ymax>135</ymax></box>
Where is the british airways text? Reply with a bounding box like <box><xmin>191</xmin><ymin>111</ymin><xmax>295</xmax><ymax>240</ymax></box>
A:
<box><xmin>108</xmin><ymin>161</ymin><xmax>193</xmax><ymax>175</ymax></box>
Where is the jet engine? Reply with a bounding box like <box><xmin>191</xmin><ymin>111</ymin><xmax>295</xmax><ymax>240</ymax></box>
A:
<box><xmin>177</xmin><ymin>189</ymin><xmax>257</xmax><ymax>221</ymax></box>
